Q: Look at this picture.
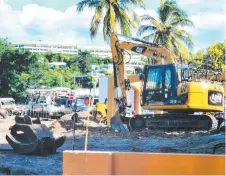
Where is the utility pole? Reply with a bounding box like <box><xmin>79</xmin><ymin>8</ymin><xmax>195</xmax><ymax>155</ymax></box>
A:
<box><xmin>61</xmin><ymin>74</ymin><xmax>63</xmax><ymax>87</ymax></box>
<box><xmin>74</xmin><ymin>74</ymin><xmax>76</xmax><ymax>86</ymax></box>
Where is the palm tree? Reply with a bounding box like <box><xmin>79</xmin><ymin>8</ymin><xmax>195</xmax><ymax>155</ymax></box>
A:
<box><xmin>137</xmin><ymin>0</ymin><xmax>194</xmax><ymax>57</ymax></box>
<box><xmin>76</xmin><ymin>0</ymin><xmax>144</xmax><ymax>41</ymax></box>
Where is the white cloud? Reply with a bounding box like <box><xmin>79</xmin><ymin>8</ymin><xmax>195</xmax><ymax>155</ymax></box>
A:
<box><xmin>177</xmin><ymin>0</ymin><xmax>226</xmax><ymax>9</ymax></box>
<box><xmin>0</xmin><ymin>1</ymin><xmax>160</xmax><ymax>46</ymax></box>
<box><xmin>0</xmin><ymin>0</ymin><xmax>225</xmax><ymax>51</ymax></box>
<box><xmin>190</xmin><ymin>12</ymin><xmax>226</xmax><ymax>29</ymax></box>
<box><xmin>0</xmin><ymin>0</ymin><xmax>28</xmax><ymax>40</ymax></box>
<box><xmin>178</xmin><ymin>11</ymin><xmax>226</xmax><ymax>38</ymax></box>
<box><xmin>193</xmin><ymin>46</ymin><xmax>206</xmax><ymax>53</ymax></box>
<box><xmin>0</xmin><ymin>0</ymin><xmax>96</xmax><ymax>45</ymax></box>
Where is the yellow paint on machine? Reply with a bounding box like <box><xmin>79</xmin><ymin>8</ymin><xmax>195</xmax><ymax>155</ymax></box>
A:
<box><xmin>143</xmin><ymin>81</ymin><xmax>224</xmax><ymax>112</ymax></box>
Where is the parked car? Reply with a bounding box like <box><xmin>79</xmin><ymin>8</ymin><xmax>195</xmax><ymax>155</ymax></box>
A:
<box><xmin>72</xmin><ymin>98</ymin><xmax>89</xmax><ymax>112</ymax></box>
<box><xmin>0</xmin><ymin>98</ymin><xmax>16</xmax><ymax>116</ymax></box>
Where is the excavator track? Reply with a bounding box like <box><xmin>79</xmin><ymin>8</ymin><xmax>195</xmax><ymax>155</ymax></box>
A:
<box><xmin>122</xmin><ymin>114</ymin><xmax>217</xmax><ymax>131</ymax></box>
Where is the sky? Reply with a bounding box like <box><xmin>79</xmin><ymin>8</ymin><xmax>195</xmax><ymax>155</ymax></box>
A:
<box><xmin>0</xmin><ymin>0</ymin><xmax>225</xmax><ymax>53</ymax></box>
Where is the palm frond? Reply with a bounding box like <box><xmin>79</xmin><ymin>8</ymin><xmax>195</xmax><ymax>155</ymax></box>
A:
<box><xmin>158</xmin><ymin>0</ymin><xmax>178</xmax><ymax>23</ymax></box>
<box><xmin>90</xmin><ymin>7</ymin><xmax>104</xmax><ymax>39</ymax></box>
<box><xmin>112</xmin><ymin>1</ymin><xmax>138</xmax><ymax>35</ymax></box>
<box><xmin>89</xmin><ymin>1</ymin><xmax>106</xmax><ymax>39</ymax></box>
<box><xmin>114</xmin><ymin>7</ymin><xmax>133</xmax><ymax>36</ymax></box>
<box><xmin>119</xmin><ymin>0</ymin><xmax>145</xmax><ymax>9</ymax></box>
<box><xmin>140</xmin><ymin>14</ymin><xmax>156</xmax><ymax>22</ymax></box>
<box><xmin>171</xmin><ymin>28</ymin><xmax>194</xmax><ymax>49</ymax></box>
<box><xmin>109</xmin><ymin>4</ymin><xmax>117</xmax><ymax>33</ymax></box>
<box><xmin>137</xmin><ymin>25</ymin><xmax>157</xmax><ymax>36</ymax></box>
<box><xmin>153</xmin><ymin>32</ymin><xmax>160</xmax><ymax>43</ymax></box>
<box><xmin>140</xmin><ymin>14</ymin><xmax>162</xmax><ymax>31</ymax></box>
<box><xmin>118</xmin><ymin>16</ymin><xmax>132</xmax><ymax>36</ymax></box>
<box><xmin>158</xmin><ymin>0</ymin><xmax>189</xmax><ymax>25</ymax></box>
<box><xmin>103</xmin><ymin>8</ymin><xmax>111</xmax><ymax>40</ymax></box>
<box><xmin>138</xmin><ymin>0</ymin><xmax>194</xmax><ymax>57</ymax></box>
<box><xmin>77</xmin><ymin>0</ymin><xmax>101</xmax><ymax>12</ymax></box>
<box><xmin>77</xmin><ymin>0</ymin><xmax>147</xmax><ymax>42</ymax></box>
<box><xmin>128</xmin><ymin>8</ymin><xmax>140</xmax><ymax>25</ymax></box>
<box><xmin>169</xmin><ymin>17</ymin><xmax>194</xmax><ymax>27</ymax></box>
<box><xmin>119</xmin><ymin>8</ymin><xmax>136</xmax><ymax>28</ymax></box>
<box><xmin>169</xmin><ymin>36</ymin><xmax>180</xmax><ymax>55</ymax></box>
<box><xmin>164</xmin><ymin>35</ymin><xmax>175</xmax><ymax>51</ymax></box>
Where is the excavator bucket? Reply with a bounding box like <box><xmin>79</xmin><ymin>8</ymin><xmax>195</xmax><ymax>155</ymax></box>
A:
<box><xmin>6</xmin><ymin>115</ymin><xmax>65</xmax><ymax>155</ymax></box>
<box><xmin>110</xmin><ymin>111</ymin><xmax>129</xmax><ymax>132</ymax></box>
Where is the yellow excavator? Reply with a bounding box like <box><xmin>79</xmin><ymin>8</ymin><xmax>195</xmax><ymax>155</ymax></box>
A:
<box><xmin>107</xmin><ymin>32</ymin><xmax>224</xmax><ymax>131</ymax></box>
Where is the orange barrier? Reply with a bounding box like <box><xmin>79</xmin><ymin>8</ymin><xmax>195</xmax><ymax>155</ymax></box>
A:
<box><xmin>63</xmin><ymin>151</ymin><xmax>225</xmax><ymax>175</ymax></box>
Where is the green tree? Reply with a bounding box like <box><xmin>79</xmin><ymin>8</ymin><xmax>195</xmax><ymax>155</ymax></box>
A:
<box><xmin>75</xmin><ymin>50</ymin><xmax>93</xmax><ymax>74</ymax></box>
<box><xmin>77</xmin><ymin>0</ymin><xmax>144</xmax><ymax>41</ymax></box>
<box><xmin>207</xmin><ymin>41</ymin><xmax>226</xmax><ymax>70</ymax></box>
<box><xmin>44</xmin><ymin>52</ymin><xmax>74</xmax><ymax>63</ymax></box>
<box><xmin>103</xmin><ymin>57</ymin><xmax>113</xmax><ymax>64</ymax></box>
<box><xmin>188</xmin><ymin>41</ymin><xmax>226</xmax><ymax>71</ymax></box>
<box><xmin>32</xmin><ymin>60</ymin><xmax>81</xmax><ymax>89</ymax></box>
<box><xmin>0</xmin><ymin>40</ymin><xmax>40</xmax><ymax>102</ymax></box>
<box><xmin>0</xmin><ymin>38</ymin><xmax>10</xmax><ymax>56</ymax></box>
<box><xmin>137</xmin><ymin>0</ymin><xmax>194</xmax><ymax>58</ymax></box>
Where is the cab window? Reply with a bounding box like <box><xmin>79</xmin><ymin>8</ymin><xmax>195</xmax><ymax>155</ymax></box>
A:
<box><xmin>146</xmin><ymin>68</ymin><xmax>163</xmax><ymax>90</ymax></box>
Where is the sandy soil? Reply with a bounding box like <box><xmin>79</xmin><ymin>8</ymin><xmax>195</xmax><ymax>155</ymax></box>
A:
<box><xmin>0</xmin><ymin>113</ymin><xmax>225</xmax><ymax>175</ymax></box>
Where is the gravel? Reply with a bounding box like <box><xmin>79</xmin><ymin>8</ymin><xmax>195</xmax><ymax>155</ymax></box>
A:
<box><xmin>0</xmin><ymin>114</ymin><xmax>225</xmax><ymax>175</ymax></box>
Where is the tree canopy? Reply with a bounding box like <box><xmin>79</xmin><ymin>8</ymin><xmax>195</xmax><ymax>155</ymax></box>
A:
<box><xmin>0</xmin><ymin>39</ymin><xmax>113</xmax><ymax>102</ymax></box>
<box><xmin>137</xmin><ymin>0</ymin><xmax>194</xmax><ymax>58</ymax></box>
<box><xmin>76</xmin><ymin>0</ymin><xmax>144</xmax><ymax>41</ymax></box>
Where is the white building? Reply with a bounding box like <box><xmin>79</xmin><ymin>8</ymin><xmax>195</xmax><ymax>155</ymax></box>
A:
<box><xmin>12</xmin><ymin>41</ymin><xmax>147</xmax><ymax>71</ymax></box>
<box><xmin>12</xmin><ymin>41</ymin><xmax>143</xmax><ymax>58</ymax></box>
<box><xmin>12</xmin><ymin>41</ymin><xmax>78</xmax><ymax>55</ymax></box>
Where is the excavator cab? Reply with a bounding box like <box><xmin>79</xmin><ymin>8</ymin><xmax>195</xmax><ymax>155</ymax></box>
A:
<box><xmin>142</xmin><ymin>64</ymin><xmax>177</xmax><ymax>106</ymax></box>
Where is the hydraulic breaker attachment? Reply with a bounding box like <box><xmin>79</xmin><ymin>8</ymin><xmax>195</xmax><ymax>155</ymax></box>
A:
<box><xmin>6</xmin><ymin>115</ymin><xmax>66</xmax><ymax>156</ymax></box>
<box><xmin>110</xmin><ymin>111</ymin><xmax>129</xmax><ymax>132</ymax></box>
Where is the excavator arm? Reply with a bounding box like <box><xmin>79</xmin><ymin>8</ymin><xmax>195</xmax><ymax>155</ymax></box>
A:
<box><xmin>110</xmin><ymin>33</ymin><xmax>176</xmax><ymax>116</ymax></box>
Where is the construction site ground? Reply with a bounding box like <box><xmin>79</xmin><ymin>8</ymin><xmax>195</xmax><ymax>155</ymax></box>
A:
<box><xmin>0</xmin><ymin>112</ymin><xmax>225</xmax><ymax>175</ymax></box>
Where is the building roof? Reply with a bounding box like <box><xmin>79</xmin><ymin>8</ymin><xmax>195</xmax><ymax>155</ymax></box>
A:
<box><xmin>12</xmin><ymin>41</ymin><xmax>78</xmax><ymax>47</ymax></box>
